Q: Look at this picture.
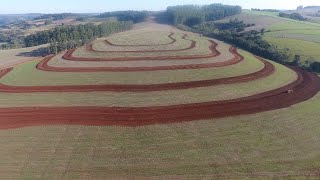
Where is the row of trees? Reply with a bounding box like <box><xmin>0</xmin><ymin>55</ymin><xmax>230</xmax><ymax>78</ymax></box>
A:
<box><xmin>24</xmin><ymin>21</ymin><xmax>133</xmax><ymax>54</ymax></box>
<box><xmin>251</xmin><ymin>9</ymin><xmax>280</xmax><ymax>12</ymax></box>
<box><xmin>279</xmin><ymin>12</ymin><xmax>306</xmax><ymax>21</ymax></box>
<box><xmin>166</xmin><ymin>4</ymin><xmax>242</xmax><ymax>26</ymax></box>
<box><xmin>96</xmin><ymin>11</ymin><xmax>149</xmax><ymax>23</ymax></box>
<box><xmin>34</xmin><ymin>13</ymin><xmax>73</xmax><ymax>21</ymax></box>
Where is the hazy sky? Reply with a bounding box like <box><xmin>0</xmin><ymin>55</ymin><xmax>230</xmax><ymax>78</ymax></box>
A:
<box><xmin>0</xmin><ymin>0</ymin><xmax>319</xmax><ymax>14</ymax></box>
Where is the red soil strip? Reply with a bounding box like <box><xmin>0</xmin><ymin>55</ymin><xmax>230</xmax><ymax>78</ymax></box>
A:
<box><xmin>38</xmin><ymin>46</ymin><xmax>250</xmax><ymax>72</ymax></box>
<box><xmin>62</xmin><ymin>40</ymin><xmax>219</xmax><ymax>61</ymax></box>
<box><xmin>104</xmin><ymin>32</ymin><xmax>176</xmax><ymax>46</ymax></box>
<box><xmin>86</xmin><ymin>34</ymin><xmax>196</xmax><ymax>53</ymax></box>
<box><xmin>0</xmin><ymin>56</ymin><xmax>273</xmax><ymax>93</ymax></box>
<box><xmin>0</xmin><ymin>67</ymin><xmax>318</xmax><ymax>129</ymax></box>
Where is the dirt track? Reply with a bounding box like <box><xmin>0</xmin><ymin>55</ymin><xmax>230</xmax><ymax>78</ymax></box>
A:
<box><xmin>63</xmin><ymin>40</ymin><xmax>219</xmax><ymax>61</ymax></box>
<box><xmin>0</xmin><ymin>30</ymin><xmax>319</xmax><ymax>130</ymax></box>
<box><xmin>38</xmin><ymin>46</ymin><xmax>252</xmax><ymax>72</ymax></box>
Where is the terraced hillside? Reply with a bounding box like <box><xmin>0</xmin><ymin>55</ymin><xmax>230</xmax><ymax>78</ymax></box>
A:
<box><xmin>0</xmin><ymin>21</ymin><xmax>319</xmax><ymax>179</ymax></box>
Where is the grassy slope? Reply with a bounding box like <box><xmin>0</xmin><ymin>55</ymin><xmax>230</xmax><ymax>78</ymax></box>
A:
<box><xmin>93</xmin><ymin>32</ymin><xmax>192</xmax><ymax>51</ymax></box>
<box><xmin>0</xmin><ymin>59</ymin><xmax>297</xmax><ymax>107</ymax></box>
<box><xmin>0</xmin><ymin>92</ymin><xmax>319</xmax><ymax>179</ymax></box>
<box><xmin>264</xmin><ymin>36</ymin><xmax>320</xmax><ymax>62</ymax></box>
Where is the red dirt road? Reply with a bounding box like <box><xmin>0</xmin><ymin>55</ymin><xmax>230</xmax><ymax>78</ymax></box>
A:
<box><xmin>38</xmin><ymin>46</ymin><xmax>248</xmax><ymax>72</ymax></box>
<box><xmin>63</xmin><ymin>40</ymin><xmax>220</xmax><ymax>61</ymax></box>
<box><xmin>0</xmin><ymin>67</ymin><xmax>319</xmax><ymax>129</ymax></box>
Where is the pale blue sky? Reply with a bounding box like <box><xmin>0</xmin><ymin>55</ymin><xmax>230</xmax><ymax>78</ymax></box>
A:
<box><xmin>0</xmin><ymin>0</ymin><xmax>319</xmax><ymax>14</ymax></box>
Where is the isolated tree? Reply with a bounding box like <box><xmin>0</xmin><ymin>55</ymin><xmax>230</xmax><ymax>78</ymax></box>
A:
<box><xmin>292</xmin><ymin>55</ymin><xmax>301</xmax><ymax>66</ymax></box>
<box><xmin>260</xmin><ymin>28</ymin><xmax>265</xmax><ymax>35</ymax></box>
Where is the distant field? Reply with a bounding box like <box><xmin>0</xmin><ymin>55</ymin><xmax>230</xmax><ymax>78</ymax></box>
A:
<box><xmin>220</xmin><ymin>10</ymin><xmax>320</xmax><ymax>62</ymax></box>
<box><xmin>264</xmin><ymin>36</ymin><xmax>320</xmax><ymax>62</ymax></box>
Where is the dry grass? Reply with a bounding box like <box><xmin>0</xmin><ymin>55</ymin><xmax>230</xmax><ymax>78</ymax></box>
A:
<box><xmin>0</xmin><ymin>44</ymin><xmax>47</xmax><ymax>69</ymax></box>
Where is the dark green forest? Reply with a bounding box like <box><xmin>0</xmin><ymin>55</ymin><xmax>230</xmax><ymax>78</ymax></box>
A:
<box><xmin>24</xmin><ymin>21</ymin><xmax>132</xmax><ymax>54</ymax></box>
<box><xmin>167</xmin><ymin>4</ymin><xmax>241</xmax><ymax>26</ymax></box>
<box><xmin>96</xmin><ymin>11</ymin><xmax>149</xmax><ymax>23</ymax></box>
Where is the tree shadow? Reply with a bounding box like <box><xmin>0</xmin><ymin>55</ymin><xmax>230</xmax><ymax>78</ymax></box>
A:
<box><xmin>17</xmin><ymin>47</ymin><xmax>50</xmax><ymax>57</ymax></box>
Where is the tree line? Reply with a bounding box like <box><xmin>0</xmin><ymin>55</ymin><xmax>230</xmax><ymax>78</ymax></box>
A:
<box><xmin>24</xmin><ymin>21</ymin><xmax>133</xmax><ymax>54</ymax></box>
<box><xmin>34</xmin><ymin>13</ymin><xmax>74</xmax><ymax>21</ymax></box>
<box><xmin>193</xmin><ymin>19</ymin><xmax>289</xmax><ymax>63</ymax></box>
<box><xmin>166</xmin><ymin>4</ymin><xmax>241</xmax><ymax>26</ymax></box>
<box><xmin>96</xmin><ymin>11</ymin><xmax>149</xmax><ymax>23</ymax></box>
<box><xmin>180</xmin><ymin>18</ymin><xmax>320</xmax><ymax>73</ymax></box>
<box><xmin>279</xmin><ymin>12</ymin><xmax>307</xmax><ymax>21</ymax></box>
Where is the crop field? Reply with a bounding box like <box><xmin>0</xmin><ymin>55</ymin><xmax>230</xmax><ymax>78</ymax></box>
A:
<box><xmin>0</xmin><ymin>21</ymin><xmax>319</xmax><ymax>179</ymax></box>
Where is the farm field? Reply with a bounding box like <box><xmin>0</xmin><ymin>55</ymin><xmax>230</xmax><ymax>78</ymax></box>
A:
<box><xmin>0</xmin><ymin>20</ymin><xmax>319</xmax><ymax>179</ymax></box>
<box><xmin>219</xmin><ymin>10</ymin><xmax>320</xmax><ymax>62</ymax></box>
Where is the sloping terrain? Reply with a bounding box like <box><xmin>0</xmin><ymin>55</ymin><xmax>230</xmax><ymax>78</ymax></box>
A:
<box><xmin>0</xmin><ymin>21</ymin><xmax>319</xmax><ymax>179</ymax></box>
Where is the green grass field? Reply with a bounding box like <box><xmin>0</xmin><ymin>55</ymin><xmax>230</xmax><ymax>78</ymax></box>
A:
<box><xmin>264</xmin><ymin>36</ymin><xmax>320</xmax><ymax>62</ymax></box>
<box><xmin>93</xmin><ymin>32</ymin><xmax>193</xmax><ymax>51</ymax></box>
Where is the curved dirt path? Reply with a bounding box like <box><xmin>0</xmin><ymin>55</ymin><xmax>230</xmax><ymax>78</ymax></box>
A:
<box><xmin>63</xmin><ymin>40</ymin><xmax>219</xmax><ymax>61</ymax></box>
<box><xmin>87</xmin><ymin>34</ymin><xmax>196</xmax><ymax>53</ymax></box>
<box><xmin>0</xmin><ymin>66</ymin><xmax>318</xmax><ymax>129</ymax></box>
<box><xmin>0</xmin><ymin>56</ymin><xmax>272</xmax><ymax>92</ymax></box>
<box><xmin>38</xmin><ymin>46</ymin><xmax>251</xmax><ymax>72</ymax></box>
